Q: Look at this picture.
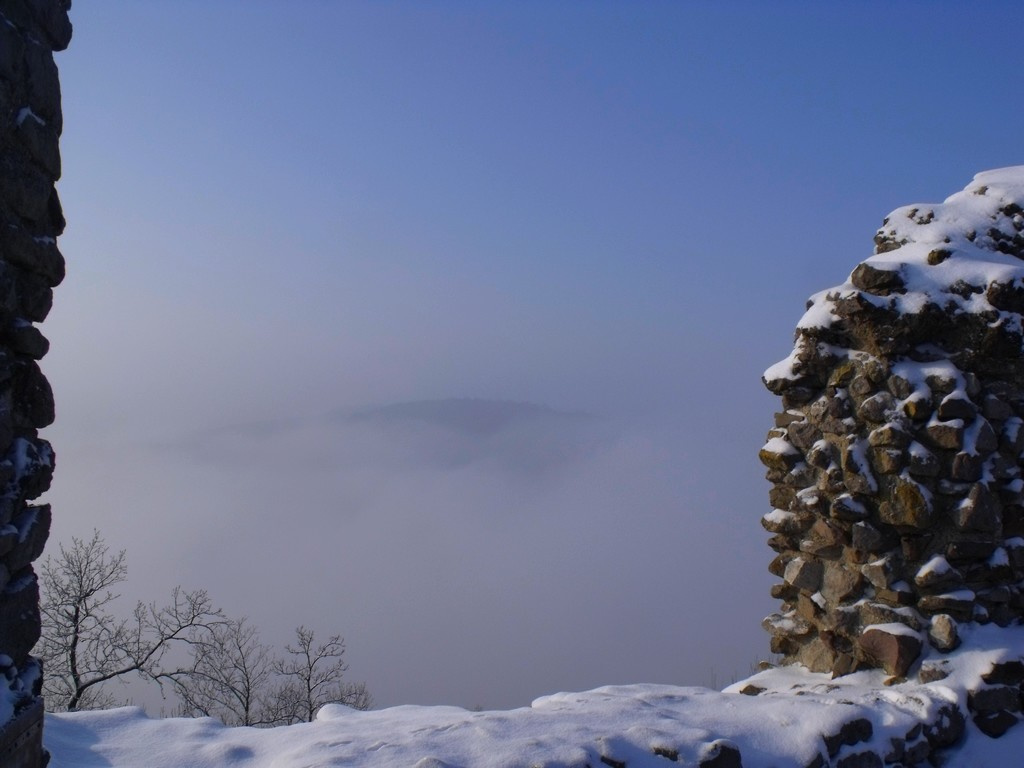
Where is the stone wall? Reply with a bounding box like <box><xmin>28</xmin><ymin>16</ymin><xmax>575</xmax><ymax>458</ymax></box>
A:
<box><xmin>761</xmin><ymin>167</ymin><xmax>1024</xmax><ymax>680</ymax></box>
<box><xmin>0</xmin><ymin>0</ymin><xmax>71</xmax><ymax>753</ymax></box>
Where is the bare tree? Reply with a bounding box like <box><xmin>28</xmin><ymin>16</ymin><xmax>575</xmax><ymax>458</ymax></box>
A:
<box><xmin>273</xmin><ymin>626</ymin><xmax>372</xmax><ymax>723</ymax></box>
<box><xmin>36</xmin><ymin>531</ymin><xmax>224</xmax><ymax>711</ymax></box>
<box><xmin>36</xmin><ymin>531</ymin><xmax>372</xmax><ymax>723</ymax></box>
<box><xmin>173</xmin><ymin>617</ymin><xmax>278</xmax><ymax>726</ymax></box>
<box><xmin>177</xmin><ymin>623</ymin><xmax>371</xmax><ymax>725</ymax></box>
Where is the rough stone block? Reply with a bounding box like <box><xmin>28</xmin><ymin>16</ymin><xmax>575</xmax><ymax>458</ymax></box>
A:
<box><xmin>955</xmin><ymin>483</ymin><xmax>1000</xmax><ymax>532</ymax></box>
<box><xmin>823</xmin><ymin>717</ymin><xmax>873</xmax><ymax>757</ymax></box>
<box><xmin>7</xmin><ymin>504</ymin><xmax>48</xmax><ymax>572</ymax></box>
<box><xmin>919</xmin><ymin>660</ymin><xmax>950</xmax><ymax>683</ymax></box>
<box><xmin>858</xmin><ymin>601</ymin><xmax>921</xmax><ymax>631</ymax></box>
<box><xmin>856</xmin><ymin>626</ymin><xmax>922</xmax><ymax>677</ymax></box>
<box><xmin>918</xmin><ymin>592</ymin><xmax>975</xmax><ymax>622</ymax></box>
<box><xmin>969</xmin><ymin>685</ymin><xmax>1021</xmax><ymax>714</ymax></box>
<box><xmin>907</xmin><ymin>443</ymin><xmax>940</xmax><ymax>477</ymax></box>
<box><xmin>697</xmin><ymin>740</ymin><xmax>742</xmax><ymax>768</ymax></box>
<box><xmin>759</xmin><ymin>437</ymin><xmax>802</xmax><ymax>471</ymax></box>
<box><xmin>822</xmin><ymin>562</ymin><xmax>862</xmax><ymax>603</ymax></box>
<box><xmin>857</xmin><ymin>392</ymin><xmax>894</xmax><ymax>423</ymax></box>
<box><xmin>950</xmin><ymin>451</ymin><xmax>983</xmax><ymax>482</ymax></box>
<box><xmin>0</xmin><ymin>572</ymin><xmax>40</xmax><ymax>665</ymax></box>
<box><xmin>0</xmin><ymin>227</ymin><xmax>66</xmax><ymax>285</ymax></box>
<box><xmin>879</xmin><ymin>477</ymin><xmax>932</xmax><ymax>528</ymax></box>
<box><xmin>835</xmin><ymin>751</ymin><xmax>881</xmax><ymax>768</ymax></box>
<box><xmin>923</xmin><ymin>703</ymin><xmax>965</xmax><ymax>747</ymax></box>
<box><xmin>925</xmin><ymin>420</ymin><xmax>964</xmax><ymax>450</ymax></box>
<box><xmin>927</xmin><ymin>614</ymin><xmax>960</xmax><ymax>652</ymax></box>
<box><xmin>973</xmin><ymin>710</ymin><xmax>1019</xmax><ymax>738</ymax></box>
<box><xmin>850</xmin><ymin>521</ymin><xmax>886</xmax><ymax>553</ymax></box>
<box><xmin>851</xmin><ymin>262</ymin><xmax>905</xmax><ymax>295</ymax></box>
<box><xmin>861</xmin><ymin>556</ymin><xmax>898</xmax><ymax>590</ymax></box>
<box><xmin>868</xmin><ymin>422</ymin><xmax>911</xmax><ymax>448</ymax></box>
<box><xmin>983</xmin><ymin>394</ymin><xmax>1013</xmax><ymax>421</ymax></box>
<box><xmin>830</xmin><ymin>493</ymin><xmax>868</xmax><ymax>521</ymax></box>
<box><xmin>982</xmin><ymin>660</ymin><xmax>1024</xmax><ymax>685</ymax></box>
<box><xmin>800</xmin><ymin>519</ymin><xmax>845</xmax><ymax>559</ymax></box>
<box><xmin>937</xmin><ymin>396</ymin><xmax>976</xmax><ymax>421</ymax></box>
<box><xmin>784</xmin><ymin>557</ymin><xmax>823</xmax><ymax>592</ymax></box>
<box><xmin>868</xmin><ymin>446</ymin><xmax>902</xmax><ymax>474</ymax></box>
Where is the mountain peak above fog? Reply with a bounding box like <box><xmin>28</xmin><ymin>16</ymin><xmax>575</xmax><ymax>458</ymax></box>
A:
<box><xmin>167</xmin><ymin>398</ymin><xmax>604</xmax><ymax>477</ymax></box>
<box><xmin>346</xmin><ymin>398</ymin><xmax>594</xmax><ymax>438</ymax></box>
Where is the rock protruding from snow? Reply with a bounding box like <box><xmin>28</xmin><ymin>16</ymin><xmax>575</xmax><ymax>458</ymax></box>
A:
<box><xmin>762</xmin><ymin>167</ymin><xmax>1024</xmax><ymax>679</ymax></box>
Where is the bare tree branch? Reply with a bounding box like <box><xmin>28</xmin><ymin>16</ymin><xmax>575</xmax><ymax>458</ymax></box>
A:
<box><xmin>173</xmin><ymin>617</ymin><xmax>279</xmax><ymax>726</ymax></box>
<box><xmin>273</xmin><ymin>626</ymin><xmax>372</xmax><ymax>722</ymax></box>
<box><xmin>36</xmin><ymin>531</ymin><xmax>371</xmax><ymax>722</ymax></box>
<box><xmin>35</xmin><ymin>531</ymin><xmax>224</xmax><ymax>711</ymax></box>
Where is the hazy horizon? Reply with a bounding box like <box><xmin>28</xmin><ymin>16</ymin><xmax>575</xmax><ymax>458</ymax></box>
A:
<box><xmin>37</xmin><ymin>1</ymin><xmax>1024</xmax><ymax>710</ymax></box>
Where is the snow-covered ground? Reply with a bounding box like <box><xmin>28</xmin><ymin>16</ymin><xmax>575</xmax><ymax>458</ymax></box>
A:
<box><xmin>43</xmin><ymin>624</ymin><xmax>1024</xmax><ymax>768</ymax></box>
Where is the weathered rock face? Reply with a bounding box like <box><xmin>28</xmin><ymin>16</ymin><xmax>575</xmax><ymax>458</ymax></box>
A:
<box><xmin>0</xmin><ymin>0</ymin><xmax>70</xmax><ymax>743</ymax></box>
<box><xmin>762</xmin><ymin>167</ymin><xmax>1024</xmax><ymax>676</ymax></box>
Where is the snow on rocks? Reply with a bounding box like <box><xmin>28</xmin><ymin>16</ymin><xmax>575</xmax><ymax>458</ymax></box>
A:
<box><xmin>43</xmin><ymin>626</ymin><xmax>1024</xmax><ymax>768</ymax></box>
<box><xmin>36</xmin><ymin>680</ymin><xmax>962</xmax><ymax>768</ymax></box>
<box><xmin>761</xmin><ymin>167</ymin><xmax>1024</xmax><ymax>680</ymax></box>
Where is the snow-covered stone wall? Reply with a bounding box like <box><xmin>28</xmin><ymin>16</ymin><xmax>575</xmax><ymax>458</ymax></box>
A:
<box><xmin>761</xmin><ymin>167</ymin><xmax>1024</xmax><ymax>684</ymax></box>
<box><xmin>0</xmin><ymin>0</ymin><xmax>70</xmax><ymax>763</ymax></box>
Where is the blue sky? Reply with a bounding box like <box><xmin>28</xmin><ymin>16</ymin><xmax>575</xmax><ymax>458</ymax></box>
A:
<box><xmin>39</xmin><ymin>1</ymin><xmax>1024</xmax><ymax>710</ymax></box>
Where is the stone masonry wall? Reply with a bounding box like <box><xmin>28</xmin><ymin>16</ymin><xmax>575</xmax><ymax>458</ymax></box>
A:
<box><xmin>760</xmin><ymin>167</ymin><xmax>1024</xmax><ymax>681</ymax></box>
<box><xmin>0</xmin><ymin>0</ymin><xmax>71</xmax><ymax>740</ymax></box>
